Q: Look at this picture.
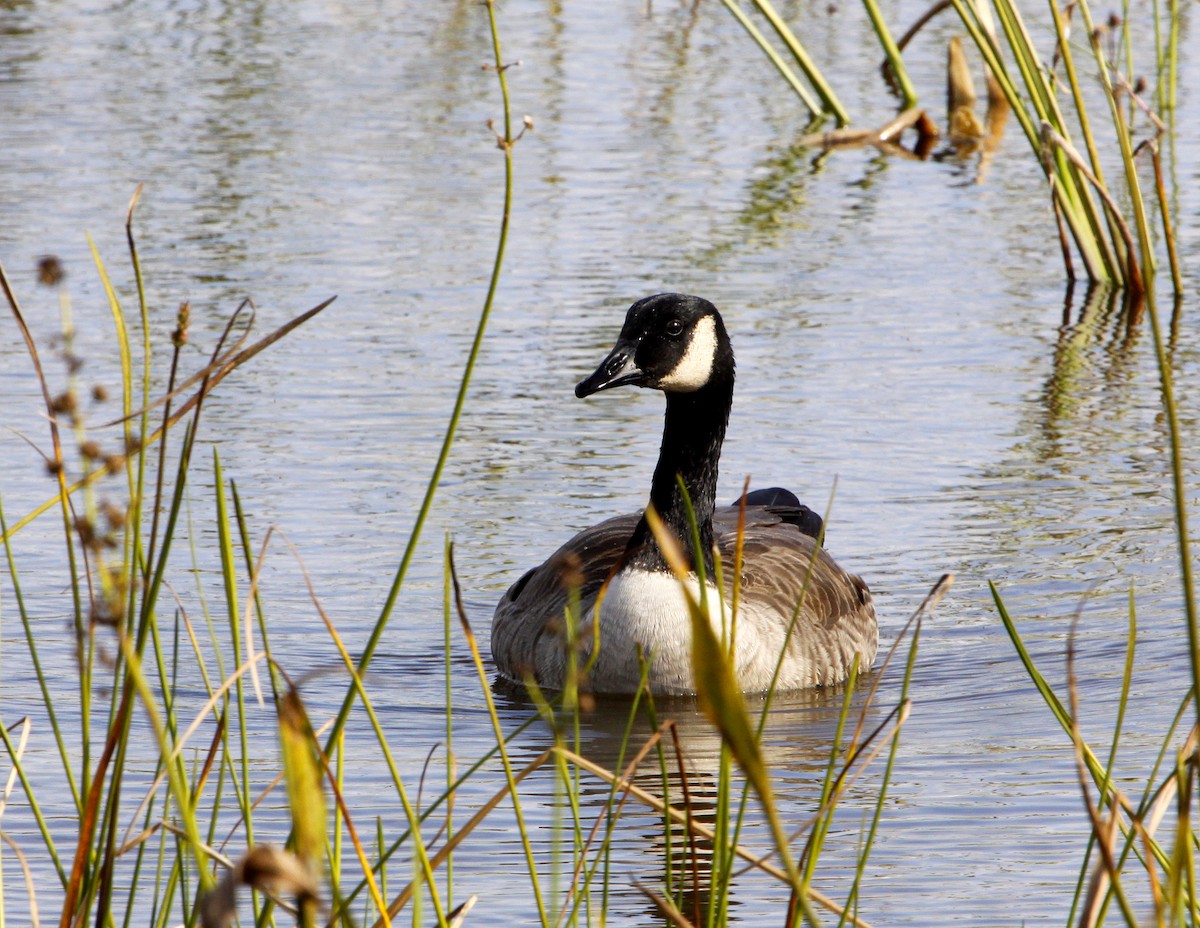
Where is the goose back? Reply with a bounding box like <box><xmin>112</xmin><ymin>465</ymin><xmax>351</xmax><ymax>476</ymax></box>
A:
<box><xmin>491</xmin><ymin>503</ymin><xmax>877</xmax><ymax>695</ymax></box>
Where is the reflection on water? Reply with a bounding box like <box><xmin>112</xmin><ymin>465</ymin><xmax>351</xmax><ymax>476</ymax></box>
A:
<box><xmin>1</xmin><ymin>1</ymin><xmax>1199</xmax><ymax>926</ymax></box>
<box><xmin>487</xmin><ymin>678</ymin><xmax>887</xmax><ymax>926</ymax></box>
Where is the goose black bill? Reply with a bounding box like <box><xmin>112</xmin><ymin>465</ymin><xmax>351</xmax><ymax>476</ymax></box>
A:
<box><xmin>576</xmin><ymin>342</ymin><xmax>644</xmax><ymax>398</ymax></box>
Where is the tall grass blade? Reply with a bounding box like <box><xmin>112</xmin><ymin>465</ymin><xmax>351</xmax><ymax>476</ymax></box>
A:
<box><xmin>719</xmin><ymin>0</ymin><xmax>824</xmax><ymax>121</ymax></box>
<box><xmin>642</xmin><ymin>507</ymin><xmax>817</xmax><ymax>925</ymax></box>
<box><xmin>322</xmin><ymin>0</ymin><xmax>520</xmax><ymax>758</ymax></box>
<box><xmin>278</xmin><ymin>690</ymin><xmax>326</xmax><ymax>892</ymax></box>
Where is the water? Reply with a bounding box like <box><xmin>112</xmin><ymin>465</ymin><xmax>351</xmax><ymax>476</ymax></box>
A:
<box><xmin>2</xmin><ymin>1</ymin><xmax>1199</xmax><ymax>924</ymax></box>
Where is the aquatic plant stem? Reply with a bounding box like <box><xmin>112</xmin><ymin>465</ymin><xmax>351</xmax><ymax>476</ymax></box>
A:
<box><xmin>859</xmin><ymin>0</ymin><xmax>917</xmax><ymax>107</ymax></box>
<box><xmin>449</xmin><ymin>549</ymin><xmax>550</xmax><ymax>927</ymax></box>
<box><xmin>1141</xmin><ymin>287</ymin><xmax>1198</xmax><ymax>723</ymax></box>
<box><xmin>720</xmin><ymin>0</ymin><xmax>824</xmax><ymax>121</ymax></box>
<box><xmin>323</xmin><ymin>0</ymin><xmax>518</xmax><ymax>750</ymax></box>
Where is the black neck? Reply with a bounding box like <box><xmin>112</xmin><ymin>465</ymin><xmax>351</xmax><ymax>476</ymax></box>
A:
<box><xmin>624</xmin><ymin>374</ymin><xmax>733</xmax><ymax>576</ymax></box>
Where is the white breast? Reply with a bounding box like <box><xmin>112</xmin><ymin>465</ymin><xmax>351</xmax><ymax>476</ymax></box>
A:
<box><xmin>584</xmin><ymin>567</ymin><xmax>830</xmax><ymax>695</ymax></box>
<box><xmin>589</xmin><ymin>569</ymin><xmax>728</xmax><ymax>694</ymax></box>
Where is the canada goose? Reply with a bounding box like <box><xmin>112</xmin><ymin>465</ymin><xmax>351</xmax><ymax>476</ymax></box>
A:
<box><xmin>491</xmin><ymin>293</ymin><xmax>877</xmax><ymax>696</ymax></box>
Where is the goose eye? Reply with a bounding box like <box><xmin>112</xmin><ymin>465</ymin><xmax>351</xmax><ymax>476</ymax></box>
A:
<box><xmin>664</xmin><ymin>319</ymin><xmax>684</xmax><ymax>336</ymax></box>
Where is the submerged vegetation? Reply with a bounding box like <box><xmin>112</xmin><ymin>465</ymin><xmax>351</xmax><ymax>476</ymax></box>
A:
<box><xmin>0</xmin><ymin>1</ymin><xmax>1195</xmax><ymax>927</ymax></box>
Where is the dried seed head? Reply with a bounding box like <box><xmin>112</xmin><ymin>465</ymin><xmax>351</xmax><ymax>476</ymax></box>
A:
<box><xmin>1107</xmin><ymin>12</ymin><xmax>1121</xmax><ymax>28</ymax></box>
<box><xmin>37</xmin><ymin>255</ymin><xmax>65</xmax><ymax>286</ymax></box>
<box><xmin>124</xmin><ymin>435</ymin><xmax>143</xmax><ymax>454</ymax></box>
<box><xmin>1134</xmin><ymin>76</ymin><xmax>1147</xmax><ymax>95</ymax></box>
<box><xmin>51</xmin><ymin>391</ymin><xmax>77</xmax><ymax>414</ymax></box>
<box><xmin>172</xmin><ymin>302</ymin><xmax>191</xmax><ymax>348</ymax></box>
<box><xmin>92</xmin><ymin>384</ymin><xmax>109</xmax><ymax>403</ymax></box>
<box><xmin>91</xmin><ymin>581</ymin><xmax>127</xmax><ymax>625</ymax></box>
<box><xmin>74</xmin><ymin>516</ymin><xmax>96</xmax><ymax>548</ymax></box>
<box><xmin>103</xmin><ymin>453</ymin><xmax>126</xmax><ymax>474</ymax></box>
<box><xmin>46</xmin><ymin>459</ymin><xmax>64</xmax><ymax>476</ymax></box>
<box><xmin>102</xmin><ymin>501</ymin><xmax>126</xmax><ymax>531</ymax></box>
<box><xmin>80</xmin><ymin>440</ymin><xmax>102</xmax><ymax>461</ymax></box>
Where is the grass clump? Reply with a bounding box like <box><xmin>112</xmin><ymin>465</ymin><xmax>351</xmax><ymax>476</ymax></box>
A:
<box><xmin>0</xmin><ymin>197</ymin><xmax>923</xmax><ymax>928</ymax></box>
<box><xmin>724</xmin><ymin>0</ymin><xmax>1183</xmax><ymax>297</ymax></box>
<box><xmin>0</xmin><ymin>5</ymin><xmax>935</xmax><ymax>928</ymax></box>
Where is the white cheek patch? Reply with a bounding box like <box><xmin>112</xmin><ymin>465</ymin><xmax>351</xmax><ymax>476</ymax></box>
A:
<box><xmin>658</xmin><ymin>315</ymin><xmax>717</xmax><ymax>392</ymax></box>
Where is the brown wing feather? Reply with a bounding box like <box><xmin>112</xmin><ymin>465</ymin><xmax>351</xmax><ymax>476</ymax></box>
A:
<box><xmin>492</xmin><ymin>505</ymin><xmax>876</xmax><ymax>689</ymax></box>
<box><xmin>711</xmin><ymin>507</ymin><xmax>876</xmax><ymax>685</ymax></box>
<box><xmin>491</xmin><ymin>513</ymin><xmax>638</xmax><ymax>682</ymax></box>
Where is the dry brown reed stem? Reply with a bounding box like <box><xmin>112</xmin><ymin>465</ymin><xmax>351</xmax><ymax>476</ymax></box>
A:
<box><xmin>0</xmin><ymin>721</ymin><xmax>40</xmax><ymax>924</ymax></box>
<box><xmin>129</xmin><ymin>715</ymin><xmax>228</xmax><ymax>860</ymax></box>
<box><xmin>415</xmin><ymin>743</ymin><xmax>455</xmax><ymax>852</ymax></box>
<box><xmin>308</xmin><ymin>712</ymin><xmax>391</xmax><ymax>926</ymax></box>
<box><xmin>668</xmin><ymin>721</ymin><xmax>704</xmax><ymax>925</ymax></box>
<box><xmin>103</xmin><ymin>295</ymin><xmax>333</xmax><ymax>432</ymax></box>
<box><xmin>0</xmin><ymin>831</ymin><xmax>41</xmax><ymax>926</ymax></box>
<box><xmin>553</xmin><ymin>719</ymin><xmax>679</xmax><ymax>926</ymax></box>
<box><xmin>59</xmin><ymin>688</ymin><xmax>132</xmax><ymax>928</ymax></box>
<box><xmin>240</xmin><ymin>525</ymin><xmax>275</xmax><ymax>708</ymax></box>
<box><xmin>797</xmin><ymin>107</ymin><xmax>936</xmax><ymax>153</ymax></box>
<box><xmin>371</xmin><ymin>750</ymin><xmax>554</xmax><ymax>927</ymax></box>
<box><xmin>144</xmin><ymin>301</ymin><xmax>189</xmax><ymax>614</ymax></box>
<box><xmin>784</xmin><ymin>699</ymin><xmax>912</xmax><ymax>856</ymax></box>
<box><xmin>1</xmin><ymin>295</ymin><xmax>335</xmax><ymax>543</ymax></box>
<box><xmin>850</xmin><ymin>573</ymin><xmax>950</xmax><ymax>746</ymax></box>
<box><xmin>634</xmin><ymin>881</ymin><xmax>697</xmax><ymax>928</ymax></box>
<box><xmin>893</xmin><ymin>0</ymin><xmax>953</xmax><ymax>54</ymax></box>
<box><xmin>1065</xmin><ymin>616</ymin><xmax>1138</xmax><ymax>928</ymax></box>
<box><xmin>1140</xmin><ymin>139</ymin><xmax>1184</xmax><ymax>299</ymax></box>
<box><xmin>130</xmin><ymin>655</ymin><xmax>272</xmax><ymax>818</ymax></box>
<box><xmin>557</xmin><ymin>747</ymin><xmax>876</xmax><ymax>928</ymax></box>
<box><xmin>279</xmin><ymin>540</ymin><xmax>414</xmax><ymax>925</ymax></box>
<box><xmin>0</xmin><ymin>717</ymin><xmax>31</xmax><ymax>819</ymax></box>
<box><xmin>1040</xmin><ymin>123</ymin><xmax>1145</xmax><ymax>301</ymax></box>
<box><xmin>446</xmin><ymin>895</ymin><xmax>478</xmax><ymax>928</ymax></box>
<box><xmin>0</xmin><ymin>261</ymin><xmax>70</xmax><ymax>484</ymax></box>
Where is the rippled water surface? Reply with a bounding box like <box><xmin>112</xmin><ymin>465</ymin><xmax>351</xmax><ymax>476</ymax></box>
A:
<box><xmin>2</xmin><ymin>1</ymin><xmax>1199</xmax><ymax>924</ymax></box>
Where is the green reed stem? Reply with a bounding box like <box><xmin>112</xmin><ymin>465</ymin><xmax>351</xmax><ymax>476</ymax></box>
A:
<box><xmin>212</xmin><ymin>452</ymin><xmax>257</xmax><ymax>854</ymax></box>
<box><xmin>330</xmin><ymin>712</ymin><xmax>544</xmax><ymax>922</ymax></box>
<box><xmin>117</xmin><ymin>632</ymin><xmax>214</xmax><ymax>894</ymax></box>
<box><xmin>720</xmin><ymin>0</ymin><xmax>823</xmax><ymax>122</ymax></box>
<box><xmin>314</xmin><ymin>579</ymin><xmax>444</xmax><ymax>926</ymax></box>
<box><xmin>859</xmin><ymin>0</ymin><xmax>917</xmax><ymax>107</ymax></box>
<box><xmin>0</xmin><ymin>499</ymin><xmax>80</xmax><ymax>817</ymax></box>
<box><xmin>841</xmin><ymin>628</ymin><xmax>920</xmax><ymax>921</ymax></box>
<box><xmin>1140</xmin><ymin>288</ymin><xmax>1198</xmax><ymax>726</ymax></box>
<box><xmin>0</xmin><ymin>716</ymin><xmax>66</xmax><ymax>889</ymax></box>
<box><xmin>323</xmin><ymin>0</ymin><xmax>517</xmax><ymax>757</ymax></box>
<box><xmin>452</xmin><ymin>557</ymin><xmax>550</xmax><ymax>928</ymax></box>
<box><xmin>442</xmin><ymin>534</ymin><xmax>456</xmax><ymax>912</ymax></box>
<box><xmin>755</xmin><ymin>0</ymin><xmax>849</xmax><ymax>124</ymax></box>
<box><xmin>801</xmin><ymin>669</ymin><xmax>856</xmax><ymax>892</ymax></box>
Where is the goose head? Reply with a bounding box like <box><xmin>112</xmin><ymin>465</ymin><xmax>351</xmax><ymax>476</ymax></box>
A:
<box><xmin>576</xmin><ymin>293</ymin><xmax>734</xmax><ymax>398</ymax></box>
